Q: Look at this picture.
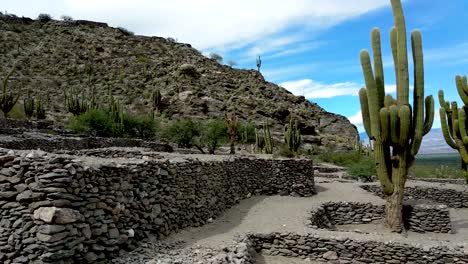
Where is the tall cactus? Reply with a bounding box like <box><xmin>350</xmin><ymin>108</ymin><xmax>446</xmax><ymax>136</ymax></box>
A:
<box><xmin>284</xmin><ymin>116</ymin><xmax>301</xmax><ymax>153</ymax></box>
<box><xmin>151</xmin><ymin>89</ymin><xmax>162</xmax><ymax>113</ymax></box>
<box><xmin>263</xmin><ymin>119</ymin><xmax>273</xmax><ymax>154</ymax></box>
<box><xmin>439</xmin><ymin>76</ymin><xmax>468</xmax><ymax>183</ymax></box>
<box><xmin>358</xmin><ymin>0</ymin><xmax>434</xmax><ymax>232</ymax></box>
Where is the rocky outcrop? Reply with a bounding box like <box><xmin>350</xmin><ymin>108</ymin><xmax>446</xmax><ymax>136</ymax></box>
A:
<box><xmin>0</xmin><ymin>15</ymin><xmax>357</xmax><ymax>150</ymax></box>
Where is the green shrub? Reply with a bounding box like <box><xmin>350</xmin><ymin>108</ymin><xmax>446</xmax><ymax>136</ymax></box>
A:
<box><xmin>61</xmin><ymin>15</ymin><xmax>73</xmax><ymax>22</ymax></box>
<box><xmin>317</xmin><ymin>150</ymin><xmax>362</xmax><ymax>166</ymax></box>
<box><xmin>69</xmin><ymin>109</ymin><xmax>158</xmax><ymax>139</ymax></box>
<box><xmin>209</xmin><ymin>53</ymin><xmax>223</xmax><ymax>64</ymax></box>
<box><xmin>117</xmin><ymin>27</ymin><xmax>134</xmax><ymax>36</ymax></box>
<box><xmin>36</xmin><ymin>99</ymin><xmax>46</xmax><ymax>120</ymax></box>
<box><xmin>178</xmin><ymin>64</ymin><xmax>199</xmax><ymax>78</ymax></box>
<box><xmin>122</xmin><ymin>114</ymin><xmax>157</xmax><ymax>139</ymax></box>
<box><xmin>200</xmin><ymin>120</ymin><xmax>227</xmax><ymax>154</ymax></box>
<box><xmin>69</xmin><ymin>109</ymin><xmax>116</xmax><ymax>137</ymax></box>
<box><xmin>276</xmin><ymin>143</ymin><xmax>294</xmax><ymax>158</ymax></box>
<box><xmin>238</xmin><ymin>121</ymin><xmax>256</xmax><ymax>144</ymax></box>
<box><xmin>163</xmin><ymin>118</ymin><xmax>200</xmax><ymax>148</ymax></box>
<box><xmin>347</xmin><ymin>156</ymin><xmax>375</xmax><ymax>181</ymax></box>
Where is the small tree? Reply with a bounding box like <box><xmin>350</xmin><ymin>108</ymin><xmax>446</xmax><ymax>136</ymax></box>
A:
<box><xmin>0</xmin><ymin>66</ymin><xmax>19</xmax><ymax>118</ymax></box>
<box><xmin>209</xmin><ymin>53</ymin><xmax>223</xmax><ymax>64</ymax></box>
<box><xmin>61</xmin><ymin>15</ymin><xmax>73</xmax><ymax>22</ymax></box>
<box><xmin>37</xmin><ymin>13</ymin><xmax>52</xmax><ymax>22</ymax></box>
<box><xmin>165</xmin><ymin>119</ymin><xmax>200</xmax><ymax>148</ymax></box>
<box><xmin>201</xmin><ymin>120</ymin><xmax>228</xmax><ymax>154</ymax></box>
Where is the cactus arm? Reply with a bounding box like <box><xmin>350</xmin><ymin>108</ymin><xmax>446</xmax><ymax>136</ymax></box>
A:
<box><xmin>459</xmin><ymin>109</ymin><xmax>468</xmax><ymax>144</ymax></box>
<box><xmin>455</xmin><ymin>138</ymin><xmax>468</xmax><ymax>164</ymax></box>
<box><xmin>410</xmin><ymin>30</ymin><xmax>424</xmax><ymax>155</ymax></box>
<box><xmin>372</xmin><ymin>28</ymin><xmax>385</xmax><ymax>107</ymax></box>
<box><xmin>360</xmin><ymin>50</ymin><xmax>381</xmax><ymax>139</ymax></box>
<box><xmin>399</xmin><ymin>105</ymin><xmax>411</xmax><ymax>147</ymax></box>
<box><xmin>374</xmin><ymin>142</ymin><xmax>394</xmax><ymax>195</ymax></box>
<box><xmin>439</xmin><ymin>108</ymin><xmax>458</xmax><ymax>149</ymax></box>
<box><xmin>390</xmin><ymin>27</ymin><xmax>399</xmax><ymax>90</ymax></box>
<box><xmin>389</xmin><ymin>105</ymin><xmax>399</xmax><ymax>145</ymax></box>
<box><xmin>423</xmin><ymin>96</ymin><xmax>434</xmax><ymax>135</ymax></box>
<box><xmin>384</xmin><ymin>94</ymin><xmax>395</xmax><ymax>107</ymax></box>
<box><xmin>451</xmin><ymin>102</ymin><xmax>459</xmax><ymax>138</ymax></box>
<box><xmin>456</xmin><ymin>76</ymin><xmax>468</xmax><ymax>105</ymax></box>
<box><xmin>380</xmin><ymin>108</ymin><xmax>390</xmax><ymax>144</ymax></box>
<box><xmin>391</xmin><ymin>0</ymin><xmax>409</xmax><ymax>104</ymax></box>
<box><xmin>359</xmin><ymin>88</ymin><xmax>372</xmax><ymax>137</ymax></box>
<box><xmin>438</xmin><ymin>90</ymin><xmax>450</xmax><ymax>110</ymax></box>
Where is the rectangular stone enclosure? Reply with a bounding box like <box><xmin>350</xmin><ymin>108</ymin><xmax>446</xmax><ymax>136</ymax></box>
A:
<box><xmin>0</xmin><ymin>152</ymin><xmax>314</xmax><ymax>263</ymax></box>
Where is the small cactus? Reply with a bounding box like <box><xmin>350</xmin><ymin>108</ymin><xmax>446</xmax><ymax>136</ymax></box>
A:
<box><xmin>151</xmin><ymin>89</ymin><xmax>162</xmax><ymax>112</ymax></box>
<box><xmin>284</xmin><ymin>116</ymin><xmax>301</xmax><ymax>153</ymax></box>
<box><xmin>65</xmin><ymin>88</ymin><xmax>89</xmax><ymax>116</ymax></box>
<box><xmin>0</xmin><ymin>66</ymin><xmax>19</xmax><ymax>117</ymax></box>
<box><xmin>255</xmin><ymin>128</ymin><xmax>265</xmax><ymax>153</ymax></box>
<box><xmin>263</xmin><ymin>119</ymin><xmax>273</xmax><ymax>154</ymax></box>
<box><xmin>256</xmin><ymin>56</ymin><xmax>262</xmax><ymax>72</ymax></box>
<box><xmin>36</xmin><ymin>97</ymin><xmax>46</xmax><ymax>120</ymax></box>
<box><xmin>23</xmin><ymin>90</ymin><xmax>35</xmax><ymax>119</ymax></box>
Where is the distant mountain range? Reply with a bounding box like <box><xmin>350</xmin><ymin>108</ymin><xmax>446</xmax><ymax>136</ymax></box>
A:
<box><xmin>359</xmin><ymin>128</ymin><xmax>456</xmax><ymax>154</ymax></box>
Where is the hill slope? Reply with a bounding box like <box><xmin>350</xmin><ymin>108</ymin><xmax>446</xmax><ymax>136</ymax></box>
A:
<box><xmin>0</xmin><ymin>16</ymin><xmax>357</xmax><ymax>150</ymax></box>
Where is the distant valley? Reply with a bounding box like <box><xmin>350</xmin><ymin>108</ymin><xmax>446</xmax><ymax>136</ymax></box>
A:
<box><xmin>359</xmin><ymin>128</ymin><xmax>457</xmax><ymax>155</ymax></box>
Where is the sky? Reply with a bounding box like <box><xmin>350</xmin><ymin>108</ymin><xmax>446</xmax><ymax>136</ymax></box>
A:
<box><xmin>3</xmin><ymin>0</ymin><xmax>468</xmax><ymax>132</ymax></box>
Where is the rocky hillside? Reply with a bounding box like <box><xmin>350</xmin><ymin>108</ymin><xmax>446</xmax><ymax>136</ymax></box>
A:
<box><xmin>0</xmin><ymin>15</ymin><xmax>357</xmax><ymax>150</ymax></box>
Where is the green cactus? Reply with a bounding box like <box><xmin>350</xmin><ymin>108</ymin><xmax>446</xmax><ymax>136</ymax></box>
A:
<box><xmin>0</xmin><ymin>66</ymin><xmax>19</xmax><ymax>118</ymax></box>
<box><xmin>65</xmin><ymin>88</ymin><xmax>89</xmax><ymax>116</ymax></box>
<box><xmin>151</xmin><ymin>89</ymin><xmax>162</xmax><ymax>113</ymax></box>
<box><xmin>23</xmin><ymin>90</ymin><xmax>35</xmax><ymax>119</ymax></box>
<box><xmin>263</xmin><ymin>119</ymin><xmax>273</xmax><ymax>154</ymax></box>
<box><xmin>256</xmin><ymin>56</ymin><xmax>262</xmax><ymax>72</ymax></box>
<box><xmin>439</xmin><ymin>76</ymin><xmax>468</xmax><ymax>184</ymax></box>
<box><xmin>284</xmin><ymin>116</ymin><xmax>301</xmax><ymax>153</ymax></box>
<box><xmin>255</xmin><ymin>128</ymin><xmax>265</xmax><ymax>153</ymax></box>
<box><xmin>36</xmin><ymin>97</ymin><xmax>46</xmax><ymax>120</ymax></box>
<box><xmin>358</xmin><ymin>0</ymin><xmax>434</xmax><ymax>232</ymax></box>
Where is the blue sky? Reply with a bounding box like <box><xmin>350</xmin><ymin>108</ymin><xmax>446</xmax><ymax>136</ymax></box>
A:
<box><xmin>4</xmin><ymin>0</ymin><xmax>468</xmax><ymax>132</ymax></box>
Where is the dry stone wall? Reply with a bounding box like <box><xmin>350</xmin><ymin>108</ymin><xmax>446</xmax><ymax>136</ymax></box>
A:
<box><xmin>309</xmin><ymin>201</ymin><xmax>452</xmax><ymax>233</ymax></box>
<box><xmin>361</xmin><ymin>185</ymin><xmax>468</xmax><ymax>208</ymax></box>
<box><xmin>0</xmin><ymin>150</ymin><xmax>314</xmax><ymax>263</ymax></box>
<box><xmin>247</xmin><ymin>232</ymin><xmax>468</xmax><ymax>263</ymax></box>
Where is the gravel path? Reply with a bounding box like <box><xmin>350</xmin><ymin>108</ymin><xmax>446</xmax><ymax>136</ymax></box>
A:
<box><xmin>110</xmin><ymin>176</ymin><xmax>468</xmax><ymax>263</ymax></box>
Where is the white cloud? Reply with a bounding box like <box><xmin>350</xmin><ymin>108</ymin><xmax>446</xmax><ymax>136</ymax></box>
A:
<box><xmin>280</xmin><ymin>79</ymin><xmax>362</xmax><ymax>98</ymax></box>
<box><xmin>3</xmin><ymin>0</ymin><xmax>391</xmax><ymax>50</ymax></box>
<box><xmin>348</xmin><ymin>110</ymin><xmax>364</xmax><ymax>132</ymax></box>
<box><xmin>280</xmin><ymin>79</ymin><xmax>408</xmax><ymax>99</ymax></box>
